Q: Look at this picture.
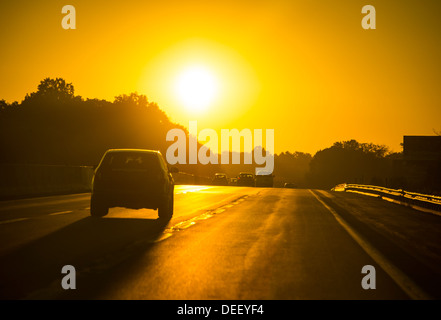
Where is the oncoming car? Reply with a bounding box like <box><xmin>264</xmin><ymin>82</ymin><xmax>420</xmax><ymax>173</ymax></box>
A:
<box><xmin>90</xmin><ymin>149</ymin><xmax>177</xmax><ymax>220</ymax></box>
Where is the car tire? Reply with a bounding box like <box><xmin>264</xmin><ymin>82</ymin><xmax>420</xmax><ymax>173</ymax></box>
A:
<box><xmin>90</xmin><ymin>194</ymin><xmax>108</xmax><ymax>217</ymax></box>
<box><xmin>158</xmin><ymin>191</ymin><xmax>173</xmax><ymax>221</ymax></box>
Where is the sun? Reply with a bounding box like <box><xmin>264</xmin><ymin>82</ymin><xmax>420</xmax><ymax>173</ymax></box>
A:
<box><xmin>174</xmin><ymin>65</ymin><xmax>218</xmax><ymax>112</ymax></box>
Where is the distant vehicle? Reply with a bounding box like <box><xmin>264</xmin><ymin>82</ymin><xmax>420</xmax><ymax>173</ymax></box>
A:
<box><xmin>90</xmin><ymin>149</ymin><xmax>177</xmax><ymax>220</ymax></box>
<box><xmin>212</xmin><ymin>173</ymin><xmax>229</xmax><ymax>186</ymax></box>
<box><xmin>237</xmin><ymin>172</ymin><xmax>255</xmax><ymax>187</ymax></box>
<box><xmin>229</xmin><ymin>177</ymin><xmax>238</xmax><ymax>186</ymax></box>
<box><xmin>255</xmin><ymin>172</ymin><xmax>274</xmax><ymax>187</ymax></box>
<box><xmin>283</xmin><ymin>182</ymin><xmax>297</xmax><ymax>188</ymax></box>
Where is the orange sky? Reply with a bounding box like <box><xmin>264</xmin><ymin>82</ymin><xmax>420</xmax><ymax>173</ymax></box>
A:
<box><xmin>1</xmin><ymin>0</ymin><xmax>441</xmax><ymax>155</ymax></box>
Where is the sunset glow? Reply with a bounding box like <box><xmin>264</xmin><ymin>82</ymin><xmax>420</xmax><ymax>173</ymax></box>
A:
<box><xmin>1</xmin><ymin>1</ymin><xmax>441</xmax><ymax>302</ymax></box>
<box><xmin>1</xmin><ymin>1</ymin><xmax>441</xmax><ymax>154</ymax></box>
<box><xmin>174</xmin><ymin>65</ymin><xmax>218</xmax><ymax>113</ymax></box>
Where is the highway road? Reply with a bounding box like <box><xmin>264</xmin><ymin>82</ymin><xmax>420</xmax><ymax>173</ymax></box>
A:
<box><xmin>0</xmin><ymin>185</ymin><xmax>441</xmax><ymax>300</ymax></box>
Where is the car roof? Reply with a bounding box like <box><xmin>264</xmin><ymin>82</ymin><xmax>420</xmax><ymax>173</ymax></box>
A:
<box><xmin>105</xmin><ymin>148</ymin><xmax>161</xmax><ymax>155</ymax></box>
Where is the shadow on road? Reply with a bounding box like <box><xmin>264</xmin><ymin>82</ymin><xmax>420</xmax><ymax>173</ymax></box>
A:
<box><xmin>0</xmin><ymin>216</ymin><xmax>169</xmax><ymax>299</ymax></box>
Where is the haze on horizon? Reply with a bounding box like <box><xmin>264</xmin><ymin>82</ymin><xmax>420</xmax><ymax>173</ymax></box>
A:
<box><xmin>1</xmin><ymin>0</ymin><xmax>441</xmax><ymax>155</ymax></box>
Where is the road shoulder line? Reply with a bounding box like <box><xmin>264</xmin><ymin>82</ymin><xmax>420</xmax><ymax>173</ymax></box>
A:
<box><xmin>0</xmin><ymin>218</ymin><xmax>30</xmax><ymax>225</ymax></box>
<box><xmin>309</xmin><ymin>189</ymin><xmax>432</xmax><ymax>300</ymax></box>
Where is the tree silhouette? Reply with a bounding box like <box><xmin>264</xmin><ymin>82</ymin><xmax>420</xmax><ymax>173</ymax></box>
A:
<box><xmin>0</xmin><ymin>78</ymin><xmax>223</xmax><ymax>177</ymax></box>
<box><xmin>273</xmin><ymin>151</ymin><xmax>312</xmax><ymax>187</ymax></box>
<box><xmin>23</xmin><ymin>78</ymin><xmax>76</xmax><ymax>103</ymax></box>
<box><xmin>0</xmin><ymin>100</ymin><xmax>7</xmax><ymax>112</ymax></box>
<box><xmin>306</xmin><ymin>140</ymin><xmax>391</xmax><ymax>189</ymax></box>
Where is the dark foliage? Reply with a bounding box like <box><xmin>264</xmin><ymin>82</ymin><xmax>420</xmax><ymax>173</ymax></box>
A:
<box><xmin>0</xmin><ymin>78</ymin><xmax>221</xmax><ymax>177</ymax></box>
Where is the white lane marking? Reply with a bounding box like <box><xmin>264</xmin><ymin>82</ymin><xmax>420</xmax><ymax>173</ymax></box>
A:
<box><xmin>309</xmin><ymin>189</ymin><xmax>432</xmax><ymax>300</ymax></box>
<box><xmin>153</xmin><ymin>233</ymin><xmax>173</xmax><ymax>243</ymax></box>
<box><xmin>0</xmin><ymin>218</ymin><xmax>30</xmax><ymax>225</ymax></box>
<box><xmin>0</xmin><ymin>210</ymin><xmax>74</xmax><ymax>224</ymax></box>
<box><xmin>154</xmin><ymin>195</ymin><xmax>249</xmax><ymax>243</ymax></box>
<box><xmin>49</xmin><ymin>210</ymin><xmax>73</xmax><ymax>216</ymax></box>
<box><xmin>0</xmin><ymin>210</ymin><xmax>76</xmax><ymax>224</ymax></box>
<box><xmin>0</xmin><ymin>193</ymin><xmax>90</xmax><ymax>212</ymax></box>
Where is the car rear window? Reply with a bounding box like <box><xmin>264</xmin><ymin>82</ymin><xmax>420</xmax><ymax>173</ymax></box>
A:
<box><xmin>101</xmin><ymin>152</ymin><xmax>160</xmax><ymax>171</ymax></box>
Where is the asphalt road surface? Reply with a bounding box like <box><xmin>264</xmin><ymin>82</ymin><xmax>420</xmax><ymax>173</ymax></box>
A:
<box><xmin>1</xmin><ymin>186</ymin><xmax>441</xmax><ymax>300</ymax></box>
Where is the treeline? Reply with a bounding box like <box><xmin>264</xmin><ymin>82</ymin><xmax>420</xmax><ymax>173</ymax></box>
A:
<box><xmin>217</xmin><ymin>143</ymin><xmax>402</xmax><ymax>190</ymax></box>
<box><xmin>306</xmin><ymin>140</ymin><xmax>403</xmax><ymax>189</ymax></box>
<box><xmin>1</xmin><ymin>78</ymin><xmax>403</xmax><ymax>189</ymax></box>
<box><xmin>0</xmin><ymin>78</ymin><xmax>222</xmax><ymax>177</ymax></box>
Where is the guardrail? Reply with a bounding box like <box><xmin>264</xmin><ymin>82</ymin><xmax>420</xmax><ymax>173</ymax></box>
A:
<box><xmin>332</xmin><ymin>183</ymin><xmax>441</xmax><ymax>213</ymax></box>
<box><xmin>0</xmin><ymin>164</ymin><xmax>94</xmax><ymax>199</ymax></box>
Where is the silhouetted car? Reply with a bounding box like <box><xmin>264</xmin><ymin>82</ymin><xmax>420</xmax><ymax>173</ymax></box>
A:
<box><xmin>229</xmin><ymin>178</ymin><xmax>238</xmax><ymax>186</ymax></box>
<box><xmin>212</xmin><ymin>173</ymin><xmax>229</xmax><ymax>186</ymax></box>
<box><xmin>237</xmin><ymin>172</ymin><xmax>255</xmax><ymax>186</ymax></box>
<box><xmin>283</xmin><ymin>182</ymin><xmax>297</xmax><ymax>188</ymax></box>
<box><xmin>255</xmin><ymin>173</ymin><xmax>274</xmax><ymax>187</ymax></box>
<box><xmin>90</xmin><ymin>149</ymin><xmax>177</xmax><ymax>220</ymax></box>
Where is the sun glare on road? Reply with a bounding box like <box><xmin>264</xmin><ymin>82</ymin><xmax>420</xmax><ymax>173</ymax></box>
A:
<box><xmin>174</xmin><ymin>65</ymin><xmax>219</xmax><ymax>113</ymax></box>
